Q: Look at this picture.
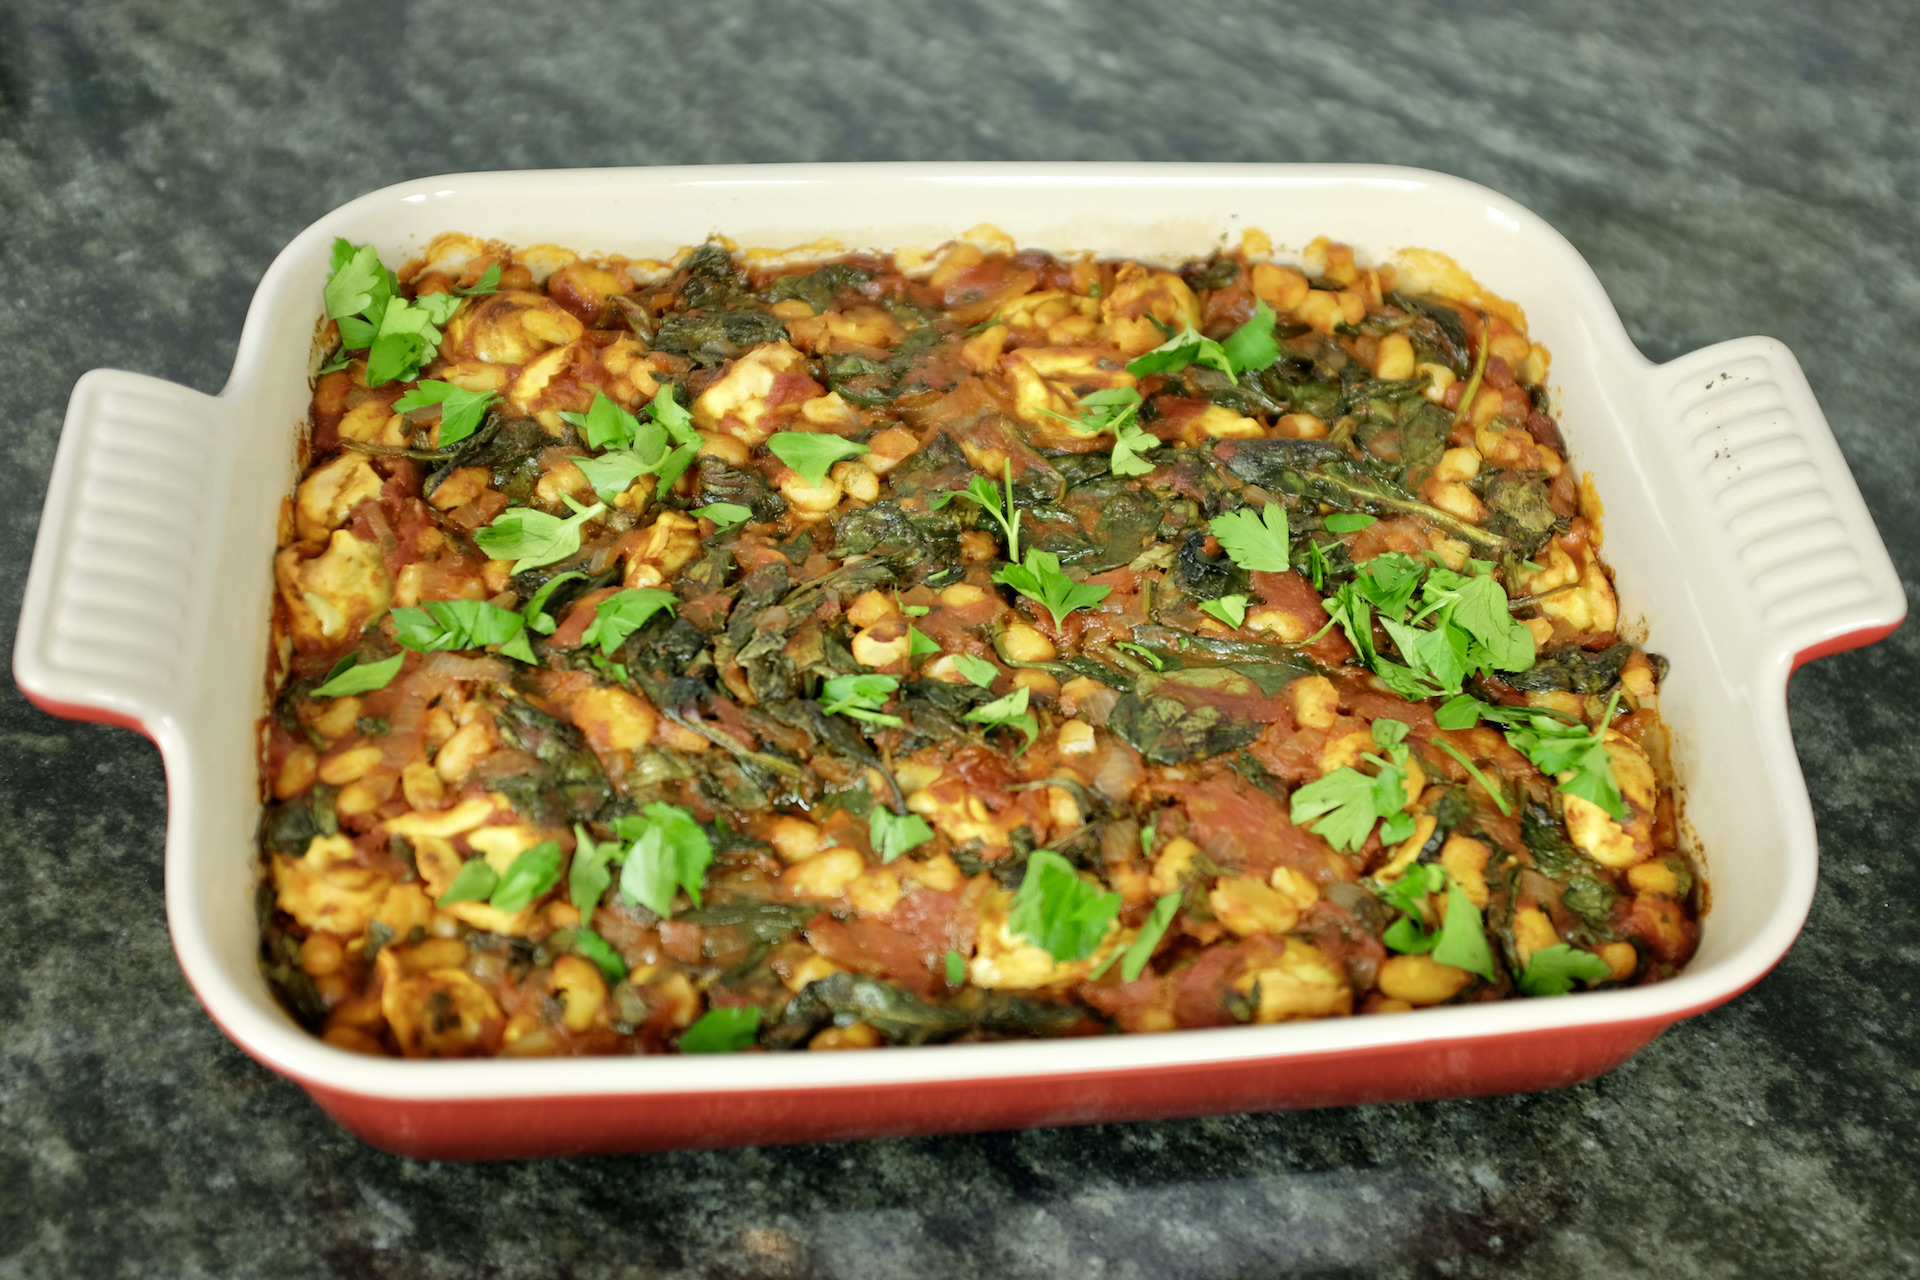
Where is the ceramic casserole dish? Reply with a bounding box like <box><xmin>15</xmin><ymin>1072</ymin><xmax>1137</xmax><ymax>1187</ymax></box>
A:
<box><xmin>15</xmin><ymin>163</ymin><xmax>1903</xmax><ymax>1159</ymax></box>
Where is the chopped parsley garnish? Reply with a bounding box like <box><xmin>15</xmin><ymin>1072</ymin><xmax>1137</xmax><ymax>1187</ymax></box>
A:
<box><xmin>1518</xmin><ymin>943</ymin><xmax>1613</xmax><ymax>996</ymax></box>
<box><xmin>1109</xmin><ymin>418</ymin><xmax>1163</xmax><ymax>477</ymax></box>
<box><xmin>1323</xmin><ymin>512</ymin><xmax>1377</xmax><ymax>534</ymax></box>
<box><xmin>933</xmin><ymin>460</ymin><xmax>1022</xmax><ymax>561</ymax></box>
<box><xmin>435</xmin><ymin>841</ymin><xmax>563</xmax><ymax>913</ymax></box>
<box><xmin>1503</xmin><ymin>690</ymin><xmax>1627</xmax><ymax>819</ymax></box>
<box><xmin>945</xmin><ymin>949</ymin><xmax>966</xmax><ymax>986</ymax></box>
<box><xmin>1220</xmin><ymin>299</ymin><xmax>1281</xmax><ymax>374</ymax></box>
<box><xmin>1377</xmin><ymin>863</ymin><xmax>1446</xmax><ymax>954</ymax></box>
<box><xmin>565</xmin><ymin>389</ymin><xmax>702</xmax><ymax>498</ymax></box>
<box><xmin>994</xmin><ymin>548</ymin><xmax>1110</xmax><ymax>629</ymax></box>
<box><xmin>578</xmin><ymin>588</ymin><xmax>677</xmax><ymax>657</ymax></box>
<box><xmin>869</xmin><ymin>808</ymin><xmax>935</xmax><ymax>863</ymax></box>
<box><xmin>1125</xmin><ymin>324</ymin><xmax>1233</xmax><ymax>378</ymax></box>
<box><xmin>474</xmin><ymin>496</ymin><xmax>607</xmax><ymax>573</ymax></box>
<box><xmin>391</xmin><ymin>380</ymin><xmax>500</xmax><ymax>448</ymax></box>
<box><xmin>1042</xmin><ymin>387</ymin><xmax>1160</xmax><ymax>477</ymax></box>
<box><xmin>1211</xmin><ymin>503</ymin><xmax>1291</xmax><ymax>574</ymax></box>
<box><xmin>1430</xmin><ymin>737</ymin><xmax>1513</xmax><ymax>817</ymax></box>
<box><xmin>1431</xmin><ymin>881</ymin><xmax>1498</xmax><ymax>981</ymax></box>
<box><xmin>489</xmin><ymin>841</ymin><xmax>565</xmax><ymax>912</ymax></box>
<box><xmin>1051</xmin><ymin>386</ymin><xmax>1142</xmax><ymax>436</ymax></box>
<box><xmin>311</xmin><ymin>652</ymin><xmax>403</xmax><ymax>698</ymax></box>
<box><xmin>572</xmin><ymin>927</ymin><xmax>628</xmax><ymax>984</ymax></box>
<box><xmin>818</xmin><ymin>672</ymin><xmax>903</xmax><ymax>727</ymax></box>
<box><xmin>1199</xmin><ymin>594</ymin><xmax>1249</xmax><ymax>628</ymax></box>
<box><xmin>455</xmin><ymin>263</ymin><xmax>501</xmax><ymax>297</ymax></box>
<box><xmin>964</xmin><ymin>685</ymin><xmax>1039</xmax><ymax>752</ymax></box>
<box><xmin>435</xmin><ymin>858</ymin><xmax>498</xmax><ymax>907</ymax></box>
<box><xmin>391</xmin><ymin>600</ymin><xmax>526</xmax><ymax>653</ymax></box>
<box><xmin>908</xmin><ymin>627</ymin><xmax>941</xmax><ymax>659</ymax></box>
<box><xmin>322</xmin><ymin>240</ymin><xmax>466</xmax><ymax>387</ymax></box>
<box><xmin>1107</xmin><ymin>891</ymin><xmax>1182</xmax><ymax>982</ymax></box>
<box><xmin>679</xmin><ymin>1006</ymin><xmax>759</xmax><ymax>1054</ymax></box>
<box><xmin>614</xmin><ymin>802</ymin><xmax>714</xmax><ymax>918</ymax></box>
<box><xmin>767</xmin><ymin>432</ymin><xmax>869</xmax><ymax>486</ymax></box>
<box><xmin>951</xmin><ymin>653</ymin><xmax>999</xmax><ymax>687</ymax></box>
<box><xmin>1007</xmin><ymin>849</ymin><xmax>1122</xmax><ymax>963</ymax></box>
<box><xmin>1288</xmin><ymin>719</ymin><xmax>1414</xmax><ymax>851</ymax></box>
<box><xmin>1434</xmin><ymin>693</ymin><xmax>1489</xmax><ymax>731</ymax></box>
<box><xmin>570</xmin><ymin>823</ymin><xmax>618</xmax><ymax>920</ymax></box>
<box><xmin>693</xmin><ymin>502</ymin><xmax>753</xmax><ymax>530</ymax></box>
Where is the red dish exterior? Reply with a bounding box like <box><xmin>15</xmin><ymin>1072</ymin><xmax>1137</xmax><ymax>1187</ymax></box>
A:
<box><xmin>296</xmin><ymin>1018</ymin><xmax>1675</xmax><ymax>1160</ymax></box>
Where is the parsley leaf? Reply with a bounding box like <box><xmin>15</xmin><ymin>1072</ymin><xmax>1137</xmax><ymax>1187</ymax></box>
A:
<box><xmin>1518</xmin><ymin>943</ymin><xmax>1613</xmax><ymax>996</ymax></box>
<box><xmin>693</xmin><ymin>502</ymin><xmax>753</xmax><ymax>530</ymax></box>
<box><xmin>489</xmin><ymin>841</ymin><xmax>564</xmax><ymax>912</ymax></box>
<box><xmin>561</xmin><ymin>390</ymin><xmax>647</xmax><ymax>451</ymax></box>
<box><xmin>945</xmin><ymin>949</ymin><xmax>966</xmax><ymax>986</ymax></box>
<box><xmin>1322</xmin><ymin>581</ymin><xmax>1374</xmax><ymax>664</ymax></box>
<box><xmin>870</xmin><ymin>808</ymin><xmax>935</xmax><ymax>863</ymax></box>
<box><xmin>1220</xmin><ymin>299</ymin><xmax>1281</xmax><ymax>374</ymax></box>
<box><xmin>819</xmin><ymin>672</ymin><xmax>903</xmax><ymax>727</ymax></box>
<box><xmin>933</xmin><ymin>460</ymin><xmax>1022</xmax><ymax>561</ymax></box>
<box><xmin>1210</xmin><ymin>504</ymin><xmax>1290</xmax><ymax>573</ymax></box>
<box><xmin>578</xmin><ymin>588</ymin><xmax>677</xmax><ymax>657</ymax></box>
<box><xmin>1125</xmin><ymin>324</ymin><xmax>1234</xmax><ymax>378</ymax></box>
<box><xmin>963</xmin><ymin>685</ymin><xmax>1038</xmax><ymax>752</ymax></box>
<box><xmin>908</xmin><ymin>627</ymin><xmax>941</xmax><ymax>659</ymax></box>
<box><xmin>1430</xmin><ymin>738</ymin><xmax>1513</xmax><ymax>817</ymax></box>
<box><xmin>1353</xmin><ymin>552</ymin><xmax>1425</xmax><ymax>618</ymax></box>
<box><xmin>570</xmin><ymin>822</ymin><xmax>618</xmax><ymax>920</ymax></box>
<box><xmin>572</xmin><ymin>927</ymin><xmax>627</xmax><ymax>984</ymax></box>
<box><xmin>1323</xmin><ymin>513</ymin><xmax>1377</xmax><ymax>534</ymax></box>
<box><xmin>1431</xmin><ymin>881</ymin><xmax>1498</xmax><ymax>981</ymax></box>
<box><xmin>311</xmin><ymin>652</ymin><xmax>403</xmax><ymax>698</ymax></box>
<box><xmin>1109</xmin><ymin>419</ymin><xmax>1163</xmax><ymax>477</ymax></box>
<box><xmin>994</xmin><ymin>549</ymin><xmax>1110</xmax><ymax>629</ymax></box>
<box><xmin>474</xmin><ymin>497</ymin><xmax>607</xmax><ymax>573</ymax></box>
<box><xmin>679</xmin><ymin>1006</ymin><xmax>759</xmax><ymax>1053</ymax></box>
<box><xmin>365</xmin><ymin>291</ymin><xmax>461</xmax><ymax>388</ymax></box>
<box><xmin>951</xmin><ymin>653</ymin><xmax>999</xmax><ymax>687</ymax></box>
<box><xmin>323</xmin><ymin>241</ymin><xmax>473</xmax><ymax>387</ymax></box>
<box><xmin>1199</xmin><ymin>594</ymin><xmax>1248</xmax><ymax>628</ymax></box>
<box><xmin>1434</xmin><ymin>693</ymin><xmax>1488</xmax><ymax>731</ymax></box>
<box><xmin>1380</xmin><ymin>615</ymin><xmax>1469</xmax><ymax>694</ymax></box>
<box><xmin>617</xmin><ymin>802</ymin><xmax>714</xmax><ymax>917</ymax></box>
<box><xmin>1446</xmin><ymin>574</ymin><xmax>1536</xmax><ymax>672</ymax></box>
<box><xmin>1502</xmin><ymin>693</ymin><xmax>1627</xmax><ymax>820</ymax></box>
<box><xmin>391</xmin><ymin>600</ymin><xmax>526</xmax><ymax>652</ymax></box>
<box><xmin>391</xmin><ymin>380</ymin><xmax>499</xmax><ymax>448</ymax></box>
<box><xmin>768</xmin><ymin>432</ymin><xmax>869</xmax><ymax>486</ymax></box>
<box><xmin>1290</xmin><ymin>740</ymin><xmax>1410</xmax><ymax>853</ymax></box>
<box><xmin>436</xmin><ymin>857</ymin><xmax>497</xmax><ymax>906</ymax></box>
<box><xmin>1376</xmin><ymin>863</ymin><xmax>1447</xmax><ymax>955</ymax></box>
<box><xmin>1052</xmin><ymin>385</ymin><xmax>1143</xmax><ymax>436</ymax></box>
<box><xmin>568</xmin><ymin>451</ymin><xmax>653</xmax><ymax>503</ymax></box>
<box><xmin>1119</xmin><ymin>891</ymin><xmax>1182</xmax><ymax>981</ymax></box>
<box><xmin>1008</xmin><ymin>849</ymin><xmax>1122</xmax><ymax>963</ymax></box>
<box><xmin>456</xmin><ymin>263</ymin><xmax>501</xmax><ymax>297</ymax></box>
<box><xmin>324</xmin><ymin>241</ymin><xmax>387</xmax><ymax>323</ymax></box>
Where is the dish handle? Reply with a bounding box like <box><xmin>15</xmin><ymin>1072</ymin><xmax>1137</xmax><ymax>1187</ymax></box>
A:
<box><xmin>14</xmin><ymin>369</ymin><xmax>234</xmax><ymax>738</ymax></box>
<box><xmin>1649</xmin><ymin>336</ymin><xmax>1905</xmax><ymax>672</ymax></box>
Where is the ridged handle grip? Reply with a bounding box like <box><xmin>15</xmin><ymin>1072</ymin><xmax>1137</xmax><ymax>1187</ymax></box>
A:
<box><xmin>14</xmin><ymin>369</ymin><xmax>232</xmax><ymax>736</ymax></box>
<box><xmin>1651</xmin><ymin>337</ymin><xmax>1904</xmax><ymax>671</ymax></box>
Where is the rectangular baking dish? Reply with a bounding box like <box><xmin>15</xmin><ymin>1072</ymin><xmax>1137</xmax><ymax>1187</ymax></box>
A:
<box><xmin>15</xmin><ymin>163</ymin><xmax>1903</xmax><ymax>1159</ymax></box>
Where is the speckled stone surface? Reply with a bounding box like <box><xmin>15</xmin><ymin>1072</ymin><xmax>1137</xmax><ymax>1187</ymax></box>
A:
<box><xmin>3</xmin><ymin>1</ymin><xmax>1917</xmax><ymax>1275</ymax></box>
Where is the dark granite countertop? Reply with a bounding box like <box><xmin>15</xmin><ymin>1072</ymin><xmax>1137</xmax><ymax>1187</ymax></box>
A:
<box><xmin>3</xmin><ymin>1</ymin><xmax>1916</xmax><ymax>1275</ymax></box>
